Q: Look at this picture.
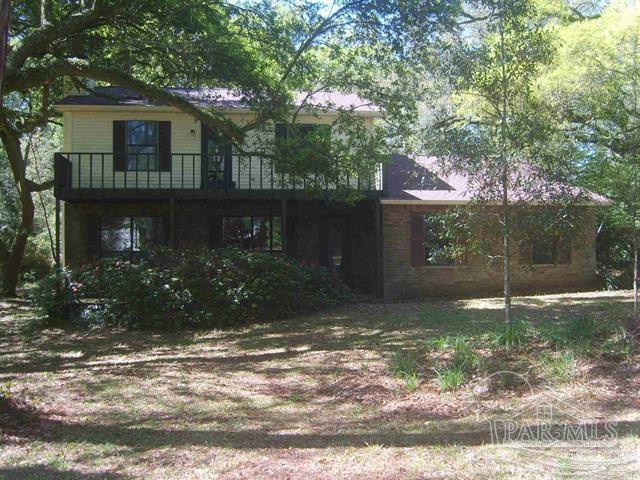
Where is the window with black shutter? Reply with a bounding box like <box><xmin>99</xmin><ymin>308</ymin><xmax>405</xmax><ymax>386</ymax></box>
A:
<box><xmin>112</xmin><ymin>120</ymin><xmax>171</xmax><ymax>172</ymax></box>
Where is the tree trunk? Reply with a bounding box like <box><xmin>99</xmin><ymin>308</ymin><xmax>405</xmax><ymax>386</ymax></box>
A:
<box><xmin>634</xmin><ymin>234</ymin><xmax>638</xmax><ymax>322</ymax></box>
<box><xmin>502</xmin><ymin>198</ymin><xmax>512</xmax><ymax>325</ymax></box>
<box><xmin>0</xmin><ymin>121</ymin><xmax>35</xmax><ymax>297</ymax></box>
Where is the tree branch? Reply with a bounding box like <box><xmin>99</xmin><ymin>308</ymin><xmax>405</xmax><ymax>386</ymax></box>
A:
<box><xmin>26</xmin><ymin>179</ymin><xmax>54</xmax><ymax>192</ymax></box>
<box><xmin>7</xmin><ymin>0</ymin><xmax>129</xmax><ymax>72</ymax></box>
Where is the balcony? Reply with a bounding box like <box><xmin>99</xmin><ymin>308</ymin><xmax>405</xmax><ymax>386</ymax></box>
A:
<box><xmin>53</xmin><ymin>152</ymin><xmax>383</xmax><ymax>201</ymax></box>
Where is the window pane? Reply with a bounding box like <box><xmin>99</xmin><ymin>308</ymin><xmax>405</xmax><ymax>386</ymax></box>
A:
<box><xmin>424</xmin><ymin>216</ymin><xmax>455</xmax><ymax>265</ymax></box>
<box><xmin>252</xmin><ymin>217</ymin><xmax>271</xmax><ymax>251</ymax></box>
<box><xmin>126</xmin><ymin>121</ymin><xmax>158</xmax><ymax>171</ymax></box>
<box><xmin>132</xmin><ymin>217</ymin><xmax>163</xmax><ymax>251</ymax></box>
<box><xmin>223</xmin><ymin>217</ymin><xmax>252</xmax><ymax>248</ymax></box>
<box><xmin>532</xmin><ymin>238</ymin><xmax>555</xmax><ymax>264</ymax></box>
<box><xmin>101</xmin><ymin>217</ymin><xmax>131</xmax><ymax>252</ymax></box>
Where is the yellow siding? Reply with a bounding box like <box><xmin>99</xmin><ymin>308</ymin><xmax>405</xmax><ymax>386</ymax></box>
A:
<box><xmin>64</xmin><ymin>108</ymin><xmax>380</xmax><ymax>190</ymax></box>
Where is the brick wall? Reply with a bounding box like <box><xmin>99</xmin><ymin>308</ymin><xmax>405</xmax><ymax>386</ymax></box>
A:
<box><xmin>382</xmin><ymin>203</ymin><xmax>599</xmax><ymax>300</ymax></box>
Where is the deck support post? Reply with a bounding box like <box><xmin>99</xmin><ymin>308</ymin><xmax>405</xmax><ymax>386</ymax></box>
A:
<box><xmin>55</xmin><ymin>198</ymin><xmax>61</xmax><ymax>270</ymax></box>
<box><xmin>375</xmin><ymin>199</ymin><xmax>383</xmax><ymax>298</ymax></box>
<box><xmin>169</xmin><ymin>198</ymin><xmax>176</xmax><ymax>248</ymax></box>
<box><xmin>281</xmin><ymin>198</ymin><xmax>287</xmax><ymax>255</ymax></box>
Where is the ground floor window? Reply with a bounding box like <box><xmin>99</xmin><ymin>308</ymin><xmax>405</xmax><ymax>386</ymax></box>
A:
<box><xmin>222</xmin><ymin>216</ymin><xmax>282</xmax><ymax>251</ymax></box>
<box><xmin>100</xmin><ymin>217</ymin><xmax>164</xmax><ymax>254</ymax></box>
<box><xmin>530</xmin><ymin>234</ymin><xmax>572</xmax><ymax>265</ymax></box>
<box><xmin>423</xmin><ymin>214</ymin><xmax>457</xmax><ymax>266</ymax></box>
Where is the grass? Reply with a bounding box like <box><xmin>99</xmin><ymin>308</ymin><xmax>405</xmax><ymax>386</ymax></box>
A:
<box><xmin>0</xmin><ymin>291</ymin><xmax>639</xmax><ymax>479</ymax></box>
<box><xmin>539</xmin><ymin>350</ymin><xmax>578</xmax><ymax>383</ymax></box>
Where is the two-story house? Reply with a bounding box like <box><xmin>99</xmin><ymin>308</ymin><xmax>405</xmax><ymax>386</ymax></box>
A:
<box><xmin>53</xmin><ymin>86</ymin><xmax>608</xmax><ymax>299</ymax></box>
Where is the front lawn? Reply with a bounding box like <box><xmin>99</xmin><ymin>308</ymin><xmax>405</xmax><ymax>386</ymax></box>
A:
<box><xmin>0</xmin><ymin>291</ymin><xmax>639</xmax><ymax>479</ymax></box>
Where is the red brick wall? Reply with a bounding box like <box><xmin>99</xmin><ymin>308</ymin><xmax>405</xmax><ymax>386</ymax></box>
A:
<box><xmin>382</xmin><ymin>204</ymin><xmax>599</xmax><ymax>299</ymax></box>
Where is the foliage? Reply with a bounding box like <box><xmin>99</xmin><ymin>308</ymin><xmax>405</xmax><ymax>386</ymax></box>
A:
<box><xmin>539</xmin><ymin>350</ymin><xmax>577</xmax><ymax>383</ymax></box>
<box><xmin>536</xmin><ymin>314</ymin><xmax>633</xmax><ymax>359</ymax></box>
<box><xmin>430</xmin><ymin>335</ymin><xmax>481</xmax><ymax>390</ymax></box>
<box><xmin>39</xmin><ymin>248</ymin><xmax>352</xmax><ymax>330</ymax></box>
<box><xmin>428</xmin><ymin>0</ymin><xmax>575</xmax><ymax>324</ymax></box>
<box><xmin>434</xmin><ymin>365</ymin><xmax>467</xmax><ymax>391</ymax></box>
<box><xmin>30</xmin><ymin>269</ymin><xmax>82</xmax><ymax>328</ymax></box>
<box><xmin>540</xmin><ymin>2</ymin><xmax>640</xmax><ymax>317</ymax></box>
<box><xmin>0</xmin><ymin>0</ymin><xmax>463</xmax><ymax>295</ymax></box>
<box><xmin>388</xmin><ymin>349</ymin><xmax>421</xmax><ymax>378</ymax></box>
<box><xmin>493</xmin><ymin>319</ymin><xmax>530</xmax><ymax>348</ymax></box>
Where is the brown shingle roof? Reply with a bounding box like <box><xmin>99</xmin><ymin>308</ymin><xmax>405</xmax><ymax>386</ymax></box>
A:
<box><xmin>384</xmin><ymin>154</ymin><xmax>610</xmax><ymax>205</ymax></box>
<box><xmin>55</xmin><ymin>87</ymin><xmax>381</xmax><ymax>113</ymax></box>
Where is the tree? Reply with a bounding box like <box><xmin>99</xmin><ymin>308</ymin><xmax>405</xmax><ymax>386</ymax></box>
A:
<box><xmin>430</xmin><ymin>0</ymin><xmax>568</xmax><ymax>324</ymax></box>
<box><xmin>0</xmin><ymin>0</ymin><xmax>462</xmax><ymax>296</ymax></box>
<box><xmin>541</xmin><ymin>3</ymin><xmax>640</xmax><ymax>320</ymax></box>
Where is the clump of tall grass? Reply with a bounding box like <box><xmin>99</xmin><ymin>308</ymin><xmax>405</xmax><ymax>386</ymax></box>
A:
<box><xmin>539</xmin><ymin>351</ymin><xmax>578</xmax><ymax>383</ymax></box>
<box><xmin>431</xmin><ymin>336</ymin><xmax>482</xmax><ymax>391</ymax></box>
<box><xmin>493</xmin><ymin>320</ymin><xmax>530</xmax><ymax>349</ymax></box>
<box><xmin>388</xmin><ymin>349</ymin><xmax>421</xmax><ymax>392</ymax></box>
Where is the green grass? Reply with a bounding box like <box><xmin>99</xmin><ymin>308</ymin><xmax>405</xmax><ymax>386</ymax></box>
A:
<box><xmin>539</xmin><ymin>351</ymin><xmax>578</xmax><ymax>383</ymax></box>
<box><xmin>434</xmin><ymin>365</ymin><xmax>467</xmax><ymax>390</ymax></box>
<box><xmin>493</xmin><ymin>320</ymin><xmax>530</xmax><ymax>349</ymax></box>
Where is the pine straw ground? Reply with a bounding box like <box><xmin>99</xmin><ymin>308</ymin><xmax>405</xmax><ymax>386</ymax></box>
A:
<box><xmin>0</xmin><ymin>291</ymin><xmax>639</xmax><ymax>479</ymax></box>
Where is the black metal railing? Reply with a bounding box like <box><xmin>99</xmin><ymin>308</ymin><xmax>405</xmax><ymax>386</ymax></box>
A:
<box><xmin>54</xmin><ymin>152</ymin><xmax>383</xmax><ymax>196</ymax></box>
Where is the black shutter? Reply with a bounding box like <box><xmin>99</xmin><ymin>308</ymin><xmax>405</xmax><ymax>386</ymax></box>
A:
<box><xmin>410</xmin><ymin>213</ymin><xmax>425</xmax><ymax>267</ymax></box>
<box><xmin>113</xmin><ymin>121</ymin><xmax>126</xmax><ymax>171</ymax></box>
<box><xmin>275</xmin><ymin>123</ymin><xmax>288</xmax><ymax>140</ymax></box>
<box><xmin>87</xmin><ymin>216</ymin><xmax>100</xmax><ymax>258</ymax></box>
<box><xmin>159</xmin><ymin>121</ymin><xmax>172</xmax><ymax>172</ymax></box>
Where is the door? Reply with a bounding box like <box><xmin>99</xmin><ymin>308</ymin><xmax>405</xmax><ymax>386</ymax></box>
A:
<box><xmin>319</xmin><ymin>216</ymin><xmax>351</xmax><ymax>283</ymax></box>
<box><xmin>201</xmin><ymin>124</ymin><xmax>233</xmax><ymax>190</ymax></box>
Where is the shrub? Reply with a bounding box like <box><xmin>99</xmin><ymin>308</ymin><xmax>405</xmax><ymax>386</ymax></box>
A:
<box><xmin>78</xmin><ymin>258</ymin><xmax>192</xmax><ymax>330</ymax></box>
<box><xmin>43</xmin><ymin>248</ymin><xmax>352</xmax><ymax>330</ymax></box>
<box><xmin>30</xmin><ymin>269</ymin><xmax>82</xmax><ymax>327</ymax></box>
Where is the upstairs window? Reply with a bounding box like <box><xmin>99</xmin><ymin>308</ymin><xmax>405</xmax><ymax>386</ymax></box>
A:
<box><xmin>275</xmin><ymin>123</ymin><xmax>331</xmax><ymax>143</ymax></box>
<box><xmin>126</xmin><ymin>120</ymin><xmax>159</xmax><ymax>171</ymax></box>
<box><xmin>100</xmin><ymin>217</ymin><xmax>164</xmax><ymax>254</ymax></box>
<box><xmin>222</xmin><ymin>216</ymin><xmax>282</xmax><ymax>251</ymax></box>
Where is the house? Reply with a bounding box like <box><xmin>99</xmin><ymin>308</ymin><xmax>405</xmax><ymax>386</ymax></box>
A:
<box><xmin>53</xmin><ymin>86</ymin><xmax>608</xmax><ymax>300</ymax></box>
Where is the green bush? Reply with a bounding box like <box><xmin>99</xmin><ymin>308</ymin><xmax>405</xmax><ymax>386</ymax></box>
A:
<box><xmin>30</xmin><ymin>269</ymin><xmax>82</xmax><ymax>327</ymax></box>
<box><xmin>43</xmin><ymin>248</ymin><xmax>351</xmax><ymax>330</ymax></box>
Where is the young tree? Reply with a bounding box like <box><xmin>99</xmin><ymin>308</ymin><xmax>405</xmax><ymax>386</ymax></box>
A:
<box><xmin>431</xmin><ymin>0</ymin><xmax>561</xmax><ymax>324</ymax></box>
<box><xmin>542</xmin><ymin>4</ymin><xmax>640</xmax><ymax>320</ymax></box>
<box><xmin>0</xmin><ymin>0</ymin><xmax>461</xmax><ymax>296</ymax></box>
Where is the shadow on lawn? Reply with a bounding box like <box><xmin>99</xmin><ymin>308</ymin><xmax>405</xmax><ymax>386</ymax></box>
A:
<box><xmin>10</xmin><ymin>409</ymin><xmax>640</xmax><ymax>451</ymax></box>
<box><xmin>0</xmin><ymin>466</ymin><xmax>126</xmax><ymax>480</ymax></box>
<box><xmin>0</xmin><ymin>294</ymin><xmax>635</xmax><ymax>380</ymax></box>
